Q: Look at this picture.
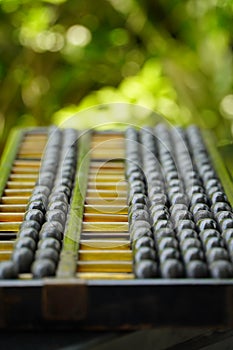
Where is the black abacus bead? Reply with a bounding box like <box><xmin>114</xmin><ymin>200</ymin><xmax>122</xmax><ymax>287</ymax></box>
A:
<box><xmin>211</xmin><ymin>191</ymin><xmax>229</xmax><ymax>204</ymax></box>
<box><xmin>15</xmin><ymin>237</ymin><xmax>36</xmax><ymax>252</ymax></box>
<box><xmin>49</xmin><ymin>192</ymin><xmax>69</xmax><ymax>204</ymax></box>
<box><xmin>134</xmin><ymin>247</ymin><xmax>156</xmax><ymax>263</ymax></box>
<box><xmin>130</xmin><ymin>193</ymin><xmax>148</xmax><ymax>205</ymax></box>
<box><xmin>134</xmin><ymin>236</ymin><xmax>154</xmax><ymax>250</ymax></box>
<box><xmin>180</xmin><ymin>238</ymin><xmax>201</xmax><ymax>251</ymax></box>
<box><xmin>39</xmin><ymin>222</ymin><xmax>63</xmax><ymax>241</ymax></box>
<box><xmin>31</xmin><ymin>259</ymin><xmax>56</xmax><ymax>278</ymax></box>
<box><xmin>134</xmin><ymin>260</ymin><xmax>158</xmax><ymax>278</ymax></box>
<box><xmin>157</xmin><ymin>237</ymin><xmax>178</xmax><ymax>251</ymax></box>
<box><xmin>129</xmin><ymin>186</ymin><xmax>145</xmax><ymax>197</ymax></box>
<box><xmin>208</xmin><ymin>186</ymin><xmax>224</xmax><ymax>197</ymax></box>
<box><xmin>130</xmin><ymin>220</ymin><xmax>151</xmax><ymax>232</ymax></box>
<box><xmin>199</xmin><ymin>229</ymin><xmax>221</xmax><ymax>243</ymax></box>
<box><xmin>151</xmin><ymin>209</ymin><xmax>169</xmax><ymax>223</ymax></box>
<box><xmin>48</xmin><ymin>201</ymin><xmax>68</xmax><ymax>213</ymax></box>
<box><xmin>45</xmin><ymin>209</ymin><xmax>66</xmax><ymax>226</ymax></box>
<box><xmin>191</xmin><ymin>203</ymin><xmax>210</xmax><ymax>215</ymax></box>
<box><xmin>131</xmin><ymin>226</ymin><xmax>153</xmax><ymax>241</ymax></box>
<box><xmin>149</xmin><ymin>193</ymin><xmax>168</xmax><ymax>206</ymax></box>
<box><xmin>219</xmin><ymin>218</ymin><xmax>233</xmax><ymax>230</ymax></box>
<box><xmin>193</xmin><ymin>210</ymin><xmax>213</xmax><ymax>223</ymax></box>
<box><xmin>197</xmin><ymin>218</ymin><xmax>217</xmax><ymax>231</ymax></box>
<box><xmin>29</xmin><ymin>193</ymin><xmax>48</xmax><ymax>207</ymax></box>
<box><xmin>159</xmin><ymin>248</ymin><xmax>180</xmax><ymax>264</ymax></box>
<box><xmin>222</xmin><ymin>229</ymin><xmax>233</xmax><ymax>243</ymax></box>
<box><xmin>128</xmin><ymin>172</ymin><xmax>145</xmax><ymax>182</ymax></box>
<box><xmin>183</xmin><ymin>248</ymin><xmax>204</xmax><ymax>264</ymax></box>
<box><xmin>33</xmin><ymin>185</ymin><xmax>50</xmax><ymax>197</ymax></box>
<box><xmin>170</xmin><ymin>193</ymin><xmax>188</xmax><ymax>206</ymax></box>
<box><xmin>160</xmin><ymin>259</ymin><xmax>184</xmax><ymax>278</ymax></box>
<box><xmin>24</xmin><ymin>209</ymin><xmax>44</xmax><ymax>225</ymax></box>
<box><xmin>151</xmin><ymin>203</ymin><xmax>168</xmax><ymax>214</ymax></box>
<box><xmin>176</xmin><ymin>220</ymin><xmax>196</xmax><ymax>232</ymax></box>
<box><xmin>204</xmin><ymin>237</ymin><xmax>223</xmax><ymax>251</ymax></box>
<box><xmin>177</xmin><ymin>229</ymin><xmax>198</xmax><ymax>241</ymax></box>
<box><xmin>190</xmin><ymin>193</ymin><xmax>208</xmax><ymax>206</ymax></box>
<box><xmin>12</xmin><ymin>247</ymin><xmax>34</xmax><ymax>273</ymax></box>
<box><xmin>0</xmin><ymin>261</ymin><xmax>18</xmax><ymax>279</ymax></box>
<box><xmin>154</xmin><ymin>220</ymin><xmax>173</xmax><ymax>231</ymax></box>
<box><xmin>170</xmin><ymin>204</ymin><xmax>188</xmax><ymax>216</ymax></box>
<box><xmin>52</xmin><ymin>185</ymin><xmax>71</xmax><ymax>198</ymax></box>
<box><xmin>20</xmin><ymin>220</ymin><xmax>41</xmax><ymax>232</ymax></box>
<box><xmin>35</xmin><ymin>248</ymin><xmax>59</xmax><ymax>264</ymax></box>
<box><xmin>130</xmin><ymin>209</ymin><xmax>150</xmax><ymax>224</ymax></box>
<box><xmin>206</xmin><ymin>179</ymin><xmax>223</xmax><ymax>191</ymax></box>
<box><xmin>18</xmin><ymin>227</ymin><xmax>38</xmax><ymax>241</ymax></box>
<box><xmin>215</xmin><ymin>211</ymin><xmax>233</xmax><ymax>224</ymax></box>
<box><xmin>206</xmin><ymin>247</ymin><xmax>229</xmax><ymax>264</ymax></box>
<box><xmin>172</xmin><ymin>210</ymin><xmax>193</xmax><ymax>222</ymax></box>
<box><xmin>154</xmin><ymin>228</ymin><xmax>175</xmax><ymax>241</ymax></box>
<box><xmin>186</xmin><ymin>260</ymin><xmax>208</xmax><ymax>278</ymax></box>
<box><xmin>38</xmin><ymin>237</ymin><xmax>61</xmax><ymax>251</ymax></box>
<box><xmin>27</xmin><ymin>201</ymin><xmax>46</xmax><ymax>214</ymax></box>
<box><xmin>187</xmin><ymin>186</ymin><xmax>205</xmax><ymax>198</ymax></box>
<box><xmin>209</xmin><ymin>260</ymin><xmax>233</xmax><ymax>278</ymax></box>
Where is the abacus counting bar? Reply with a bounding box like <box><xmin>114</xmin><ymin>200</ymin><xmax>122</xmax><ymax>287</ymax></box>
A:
<box><xmin>0</xmin><ymin>124</ymin><xmax>233</xmax><ymax>328</ymax></box>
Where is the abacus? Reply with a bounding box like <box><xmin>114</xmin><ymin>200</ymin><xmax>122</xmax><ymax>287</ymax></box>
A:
<box><xmin>0</xmin><ymin>124</ymin><xmax>233</xmax><ymax>329</ymax></box>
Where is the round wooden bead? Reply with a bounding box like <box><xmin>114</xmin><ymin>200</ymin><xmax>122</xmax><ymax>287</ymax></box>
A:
<box><xmin>15</xmin><ymin>237</ymin><xmax>36</xmax><ymax>252</ymax></box>
<box><xmin>134</xmin><ymin>236</ymin><xmax>154</xmax><ymax>250</ymax></box>
<box><xmin>160</xmin><ymin>259</ymin><xmax>184</xmax><ymax>278</ymax></box>
<box><xmin>130</xmin><ymin>209</ymin><xmax>150</xmax><ymax>224</ymax></box>
<box><xmin>154</xmin><ymin>228</ymin><xmax>175</xmax><ymax>241</ymax></box>
<box><xmin>186</xmin><ymin>260</ymin><xmax>208</xmax><ymax>278</ymax></box>
<box><xmin>38</xmin><ymin>238</ymin><xmax>61</xmax><ymax>251</ymax></box>
<box><xmin>24</xmin><ymin>209</ymin><xmax>44</xmax><ymax>226</ymax></box>
<box><xmin>180</xmin><ymin>238</ymin><xmax>201</xmax><ymax>251</ymax></box>
<box><xmin>49</xmin><ymin>192</ymin><xmax>68</xmax><ymax>204</ymax></box>
<box><xmin>191</xmin><ymin>203</ymin><xmax>209</xmax><ymax>215</ymax></box>
<box><xmin>204</xmin><ymin>237</ymin><xmax>223</xmax><ymax>251</ymax></box>
<box><xmin>35</xmin><ymin>248</ymin><xmax>59</xmax><ymax>264</ymax></box>
<box><xmin>206</xmin><ymin>247</ymin><xmax>229</xmax><ymax>264</ymax></box>
<box><xmin>20</xmin><ymin>220</ymin><xmax>41</xmax><ymax>232</ymax></box>
<box><xmin>48</xmin><ymin>201</ymin><xmax>68</xmax><ymax>213</ymax></box>
<box><xmin>27</xmin><ymin>200</ymin><xmax>46</xmax><ymax>214</ymax></box>
<box><xmin>12</xmin><ymin>247</ymin><xmax>34</xmax><ymax>273</ymax></box>
<box><xmin>39</xmin><ymin>221</ymin><xmax>63</xmax><ymax>241</ymax></box>
<box><xmin>222</xmin><ymin>229</ymin><xmax>233</xmax><ymax>243</ymax></box>
<box><xmin>211</xmin><ymin>202</ymin><xmax>232</xmax><ymax>214</ymax></box>
<box><xmin>31</xmin><ymin>259</ymin><xmax>56</xmax><ymax>278</ymax></box>
<box><xmin>209</xmin><ymin>260</ymin><xmax>233</xmax><ymax>278</ymax></box>
<box><xmin>0</xmin><ymin>261</ymin><xmax>18</xmax><ymax>279</ymax></box>
<box><xmin>219</xmin><ymin>218</ymin><xmax>233</xmax><ymax>230</ymax></box>
<box><xmin>45</xmin><ymin>209</ymin><xmax>66</xmax><ymax>226</ymax></box>
<box><xmin>183</xmin><ymin>248</ymin><xmax>204</xmax><ymax>264</ymax></box>
<box><xmin>177</xmin><ymin>229</ymin><xmax>198</xmax><ymax>241</ymax></box>
<box><xmin>131</xmin><ymin>226</ymin><xmax>153</xmax><ymax>241</ymax></box>
<box><xmin>158</xmin><ymin>237</ymin><xmax>178</xmax><ymax>251</ymax></box>
<box><xmin>134</xmin><ymin>247</ymin><xmax>156</xmax><ymax>263</ymax></box>
<box><xmin>154</xmin><ymin>220</ymin><xmax>173</xmax><ymax>231</ymax></box>
<box><xmin>134</xmin><ymin>260</ymin><xmax>158</xmax><ymax>278</ymax></box>
<box><xmin>197</xmin><ymin>218</ymin><xmax>217</xmax><ymax>231</ymax></box>
<box><xmin>159</xmin><ymin>248</ymin><xmax>180</xmax><ymax>264</ymax></box>
<box><xmin>18</xmin><ymin>227</ymin><xmax>38</xmax><ymax>241</ymax></box>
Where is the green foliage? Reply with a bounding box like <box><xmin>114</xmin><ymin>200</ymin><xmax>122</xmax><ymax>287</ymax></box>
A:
<box><xmin>0</xmin><ymin>0</ymin><xmax>233</xmax><ymax>152</ymax></box>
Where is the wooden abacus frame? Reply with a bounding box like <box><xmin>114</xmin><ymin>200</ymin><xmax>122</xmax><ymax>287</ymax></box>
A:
<box><xmin>0</xmin><ymin>127</ymin><xmax>233</xmax><ymax>330</ymax></box>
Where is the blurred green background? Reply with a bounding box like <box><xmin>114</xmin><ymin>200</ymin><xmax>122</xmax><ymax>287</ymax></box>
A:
<box><xmin>0</xmin><ymin>0</ymin><xmax>233</xmax><ymax>153</ymax></box>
